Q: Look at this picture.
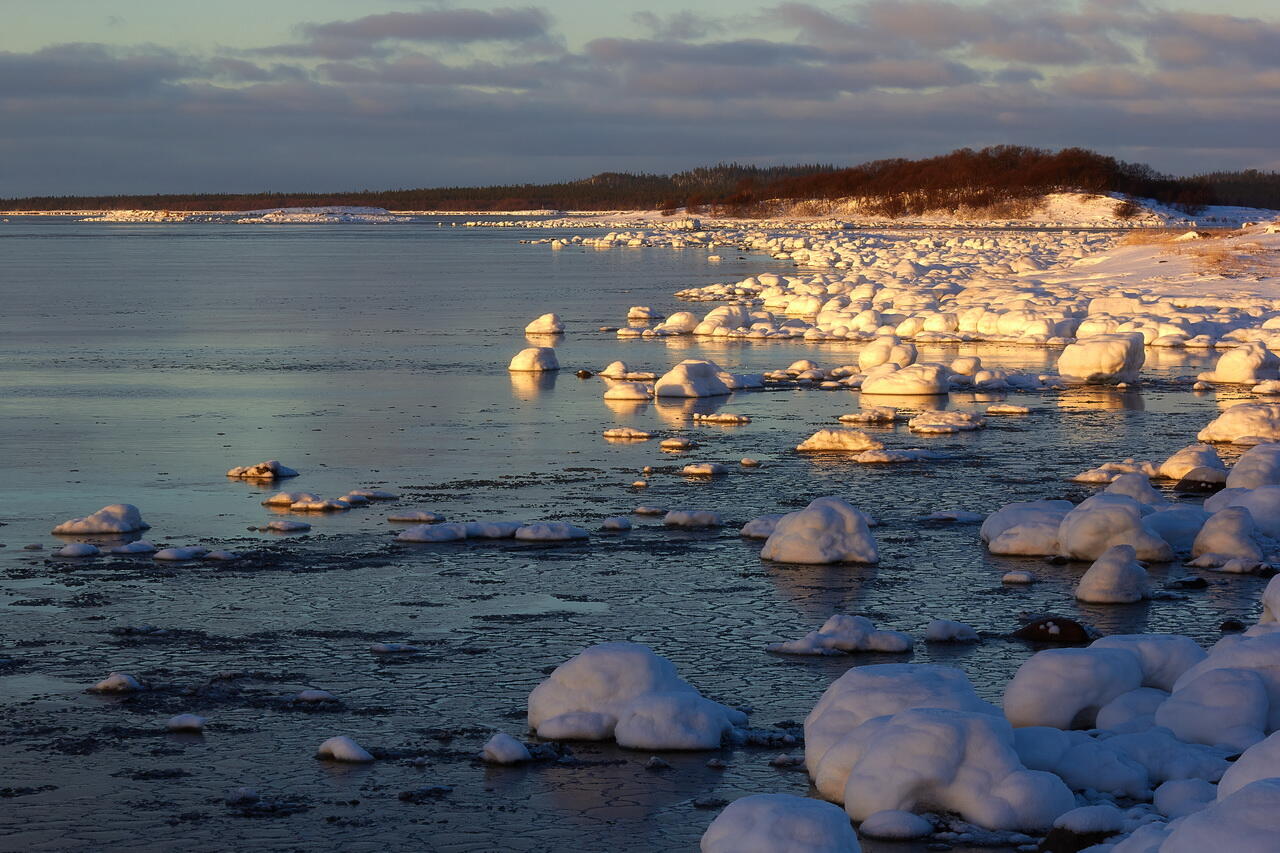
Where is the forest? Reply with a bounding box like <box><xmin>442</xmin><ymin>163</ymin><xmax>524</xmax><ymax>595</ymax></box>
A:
<box><xmin>3</xmin><ymin>147</ymin><xmax>1277</xmax><ymax>215</ymax></box>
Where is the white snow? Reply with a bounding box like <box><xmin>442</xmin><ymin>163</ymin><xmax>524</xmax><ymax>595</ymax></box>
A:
<box><xmin>527</xmin><ymin>642</ymin><xmax>746</xmax><ymax>749</ymax></box>
<box><xmin>52</xmin><ymin>503</ymin><xmax>149</xmax><ymax>535</ymax></box>
<box><xmin>602</xmin><ymin>427</ymin><xmax>653</xmax><ymax>440</ymax></box>
<box><xmin>681</xmin><ymin>463</ymin><xmax>727</xmax><ymax>477</ymax></box>
<box><xmin>654</xmin><ymin>359</ymin><xmax>731</xmax><ymax>398</ymax></box>
<box><xmin>761</xmin><ymin>497</ymin><xmax>879</xmax><ymax>564</ymax></box>
<box><xmin>57</xmin><ymin>543</ymin><xmax>100</xmax><ymax>557</ymax></box>
<box><xmin>481</xmin><ymin>732</ymin><xmax>531</xmax><ymax>765</ymax></box>
<box><xmin>514</xmin><ymin>522</ymin><xmax>590</xmax><ymax>541</ymax></box>
<box><xmin>768</xmin><ymin>614</ymin><xmax>912</xmax><ymax>655</ymax></box>
<box><xmin>226</xmin><ymin>460</ymin><xmax>298</xmax><ymax>480</ymax></box>
<box><xmin>396</xmin><ymin>522</ymin><xmax>468</xmax><ymax>542</ymax></box>
<box><xmin>1057</xmin><ymin>334</ymin><xmax>1145</xmax><ymax>384</ymax></box>
<box><xmin>795</xmin><ymin>429</ymin><xmax>884</xmax><ymax>452</ymax></box>
<box><xmin>602</xmin><ymin>516</ymin><xmax>632</xmax><ymax>531</ymax></box>
<box><xmin>387</xmin><ymin>510</ymin><xmax>445</xmax><ymax>523</ymax></box>
<box><xmin>858</xmin><ymin>810</ymin><xmax>932</xmax><ymax>840</ymax></box>
<box><xmin>109</xmin><ymin>540</ymin><xmax>157</xmax><ymax>554</ymax></box>
<box><xmin>925</xmin><ymin>619</ymin><xmax>979</xmax><ymax>643</ymax></box>
<box><xmin>525</xmin><ymin>312</ymin><xmax>565</xmax><ymax>335</ymax></box>
<box><xmin>700</xmin><ymin>794</ymin><xmax>861</xmax><ymax>853</ymax></box>
<box><xmin>1198</xmin><ymin>403</ymin><xmax>1280</xmax><ymax>443</ymax></box>
<box><xmin>315</xmin><ymin>735</ymin><xmax>374</xmax><ymax>763</ymax></box>
<box><xmin>154</xmin><ymin>546</ymin><xmax>209</xmax><ymax>561</ymax></box>
<box><xmin>663</xmin><ymin>510</ymin><xmax>723</xmax><ymax>528</ymax></box>
<box><xmin>90</xmin><ymin>672</ymin><xmax>145</xmax><ymax>693</ymax></box>
<box><xmin>508</xmin><ymin>346</ymin><xmax>559</xmax><ymax>372</ymax></box>
<box><xmin>1197</xmin><ymin>342</ymin><xmax>1280</xmax><ymax>384</ymax></box>
<box><xmin>167</xmin><ymin>714</ymin><xmax>206</xmax><ymax>732</ymax></box>
<box><xmin>1075</xmin><ymin>545</ymin><xmax>1151</xmax><ymax>604</ymax></box>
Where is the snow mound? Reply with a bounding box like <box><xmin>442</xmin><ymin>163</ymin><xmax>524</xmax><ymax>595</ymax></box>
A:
<box><xmin>57</xmin><ymin>543</ymin><xmax>99</xmax><ymax>557</ymax></box>
<box><xmin>1057</xmin><ymin>495</ymin><xmax>1173</xmax><ymax>562</ymax></box>
<box><xmin>908</xmin><ymin>410</ymin><xmax>985</xmax><ymax>433</ymax></box>
<box><xmin>316</xmin><ymin>736</ymin><xmax>374</xmax><ymax>763</ymax></box>
<box><xmin>663</xmin><ymin>510</ymin><xmax>723</xmax><ymax>528</ymax></box>
<box><xmin>603</xmin><ymin>427</ymin><xmax>652</xmax><ymax>440</ymax></box>
<box><xmin>1198</xmin><ymin>403</ymin><xmax>1280</xmax><ymax>443</ymax></box>
<box><xmin>52</xmin><ymin>504</ymin><xmax>149</xmax><ymax>535</ymax></box>
<box><xmin>861</xmin><ymin>364</ymin><xmax>949</xmax><ymax>395</ymax></box>
<box><xmin>226</xmin><ymin>460</ymin><xmax>298</xmax><ymax>480</ymax></box>
<box><xmin>527</xmin><ymin>642</ymin><xmax>746</xmax><ymax>750</ymax></box>
<box><xmin>925</xmin><ymin>619</ymin><xmax>979</xmax><ymax>643</ymax></box>
<box><xmin>481</xmin><ymin>732</ymin><xmax>531</xmax><ymax>765</ymax></box>
<box><xmin>514</xmin><ymin>522</ymin><xmax>589</xmax><ymax>541</ymax></box>
<box><xmin>796</xmin><ymin>428</ymin><xmax>884</xmax><ymax>452</ymax></box>
<box><xmin>654</xmin><ymin>359</ymin><xmax>731</xmax><ymax>398</ymax></box>
<box><xmin>525</xmin><ymin>312</ymin><xmax>565</xmax><ymax>335</ymax></box>
<box><xmin>768</xmin><ymin>614</ymin><xmax>912</xmax><ymax>655</ymax></box>
<box><xmin>508</xmin><ymin>346</ymin><xmax>559</xmax><ymax>372</ymax></box>
<box><xmin>1075</xmin><ymin>545</ymin><xmax>1151</xmax><ymax>604</ymax></box>
<box><xmin>824</xmin><ymin>708</ymin><xmax>1074</xmax><ymax>831</ymax></box>
<box><xmin>1057</xmin><ymin>334</ymin><xmax>1145</xmax><ymax>384</ymax></box>
<box><xmin>761</xmin><ymin>497</ymin><xmax>878</xmax><ymax>564</ymax></box>
<box><xmin>1197</xmin><ymin>342</ymin><xmax>1279</xmax><ymax>385</ymax></box>
<box><xmin>700</xmin><ymin>794</ymin><xmax>861</xmax><ymax>853</ymax></box>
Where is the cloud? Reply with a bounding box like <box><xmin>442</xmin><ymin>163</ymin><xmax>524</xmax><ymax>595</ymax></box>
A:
<box><xmin>3</xmin><ymin>1</ymin><xmax>1280</xmax><ymax>196</ymax></box>
<box><xmin>254</xmin><ymin>7</ymin><xmax>556</xmax><ymax>59</ymax></box>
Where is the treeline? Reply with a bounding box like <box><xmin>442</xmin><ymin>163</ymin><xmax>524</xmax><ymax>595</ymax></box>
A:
<box><xmin>4</xmin><ymin>147</ymin><xmax>1278</xmax><ymax>214</ymax></box>
<box><xmin>1194</xmin><ymin>170</ymin><xmax>1280</xmax><ymax>211</ymax></box>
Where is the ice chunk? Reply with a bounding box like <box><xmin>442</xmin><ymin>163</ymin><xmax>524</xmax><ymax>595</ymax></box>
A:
<box><xmin>663</xmin><ymin>510</ymin><xmax>723</xmax><ymax>528</ymax></box>
<box><xmin>508</xmin><ymin>346</ymin><xmax>559</xmax><ymax>372</ymax></box>
<box><xmin>768</xmin><ymin>614</ymin><xmax>912</xmax><ymax>655</ymax></box>
<box><xmin>700</xmin><ymin>794</ymin><xmax>861</xmax><ymax>853</ymax></box>
<box><xmin>654</xmin><ymin>359</ymin><xmax>731</xmax><ymax>398</ymax></box>
<box><xmin>1075</xmin><ymin>545</ymin><xmax>1151</xmax><ymax>604</ymax></box>
<box><xmin>396</xmin><ymin>522</ymin><xmax>468</xmax><ymax>542</ymax></box>
<box><xmin>1004</xmin><ymin>648</ymin><xmax>1144</xmax><ymax>728</ymax></box>
<box><xmin>761</xmin><ymin>497</ymin><xmax>878</xmax><ymax>564</ymax></box>
<box><xmin>226</xmin><ymin>461</ymin><xmax>298</xmax><ymax>480</ymax></box>
<box><xmin>514</xmin><ymin>523</ymin><xmax>589</xmax><ymax>541</ymax></box>
<box><xmin>52</xmin><ymin>503</ymin><xmax>149</xmax><ymax>534</ymax></box>
<box><xmin>1198</xmin><ymin>402</ymin><xmax>1280</xmax><ymax>443</ymax></box>
<box><xmin>525</xmin><ymin>312</ymin><xmax>565</xmax><ymax>335</ymax></box>
<box><xmin>1057</xmin><ymin>333</ymin><xmax>1144</xmax><ymax>384</ymax></box>
<box><xmin>316</xmin><ymin>736</ymin><xmax>374</xmax><ymax>763</ymax></box>
<box><xmin>481</xmin><ymin>732</ymin><xmax>531</xmax><ymax>765</ymax></box>
<box><xmin>796</xmin><ymin>429</ymin><xmax>884</xmax><ymax>452</ymax></box>
<box><xmin>1057</xmin><ymin>495</ymin><xmax>1173</xmax><ymax>562</ymax></box>
<box><xmin>57</xmin><ymin>543</ymin><xmax>100</xmax><ymax>557</ymax></box>
<box><xmin>925</xmin><ymin>619</ymin><xmax>979</xmax><ymax>643</ymax></box>
<box><xmin>527</xmin><ymin>642</ymin><xmax>745</xmax><ymax>749</ymax></box>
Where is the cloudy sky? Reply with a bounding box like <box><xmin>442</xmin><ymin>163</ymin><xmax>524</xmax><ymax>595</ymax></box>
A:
<box><xmin>3</xmin><ymin>0</ymin><xmax>1278</xmax><ymax>196</ymax></box>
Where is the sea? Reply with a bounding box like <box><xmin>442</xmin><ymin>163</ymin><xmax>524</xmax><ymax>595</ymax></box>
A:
<box><xmin>0</xmin><ymin>216</ymin><xmax>1263</xmax><ymax>851</ymax></box>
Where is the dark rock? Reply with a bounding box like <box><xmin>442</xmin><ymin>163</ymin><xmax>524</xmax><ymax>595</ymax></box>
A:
<box><xmin>1038</xmin><ymin>826</ymin><xmax>1116</xmax><ymax>852</ymax></box>
<box><xmin>1221</xmin><ymin>618</ymin><xmax>1247</xmax><ymax>633</ymax></box>
<box><xmin>575</xmin><ymin>370</ymin><xmax>594</xmax><ymax>379</ymax></box>
<box><xmin>1013</xmin><ymin>616</ymin><xmax>1093</xmax><ymax>644</ymax></box>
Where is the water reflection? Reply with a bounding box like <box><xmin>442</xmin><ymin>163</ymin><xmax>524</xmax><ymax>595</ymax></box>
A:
<box><xmin>1057</xmin><ymin>387</ymin><xmax>1146</xmax><ymax>411</ymax></box>
<box><xmin>855</xmin><ymin>392</ymin><xmax>949</xmax><ymax>413</ymax></box>
<box><xmin>652</xmin><ymin>395</ymin><xmax>727</xmax><ymax>426</ymax></box>
<box><xmin>523</xmin><ymin>332</ymin><xmax>564</xmax><ymax>347</ymax></box>
<box><xmin>602</xmin><ymin>396</ymin><xmax>651</xmax><ymax>417</ymax></box>
<box><xmin>509</xmin><ymin>371</ymin><xmax>558</xmax><ymax>400</ymax></box>
<box><xmin>764</xmin><ymin>561</ymin><xmax>874</xmax><ymax>621</ymax></box>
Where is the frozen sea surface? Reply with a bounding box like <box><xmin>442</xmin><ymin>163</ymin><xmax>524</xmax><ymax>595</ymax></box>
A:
<box><xmin>0</xmin><ymin>217</ymin><xmax>1268</xmax><ymax>851</ymax></box>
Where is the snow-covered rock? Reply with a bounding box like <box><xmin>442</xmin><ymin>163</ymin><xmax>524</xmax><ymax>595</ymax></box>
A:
<box><xmin>1057</xmin><ymin>495</ymin><xmax>1173</xmax><ymax>562</ymax></box>
<box><xmin>525</xmin><ymin>312</ymin><xmax>565</xmax><ymax>335</ymax></box>
<box><xmin>1004</xmin><ymin>648</ymin><xmax>1144</xmax><ymax>729</ymax></box>
<box><xmin>700</xmin><ymin>794</ymin><xmax>861</xmax><ymax>853</ymax></box>
<box><xmin>226</xmin><ymin>460</ymin><xmax>298</xmax><ymax>480</ymax></box>
<box><xmin>396</xmin><ymin>522</ymin><xmax>468</xmax><ymax>542</ymax></box>
<box><xmin>316</xmin><ymin>736</ymin><xmax>374</xmax><ymax>763</ymax></box>
<box><xmin>795</xmin><ymin>429</ymin><xmax>884</xmax><ymax>452</ymax></box>
<box><xmin>1198</xmin><ymin>341</ymin><xmax>1280</xmax><ymax>384</ymax></box>
<box><xmin>982</xmin><ymin>500</ymin><xmax>1072</xmax><ymax>556</ymax></box>
<box><xmin>1057</xmin><ymin>334</ymin><xmax>1144</xmax><ymax>384</ymax></box>
<box><xmin>57</xmin><ymin>543</ymin><xmax>100</xmax><ymax>557</ymax></box>
<box><xmin>654</xmin><ymin>359</ymin><xmax>731</xmax><ymax>398</ymax></box>
<box><xmin>769</xmin><ymin>614</ymin><xmax>912</xmax><ymax>655</ymax></box>
<box><xmin>1198</xmin><ymin>403</ymin><xmax>1280</xmax><ymax>443</ymax></box>
<box><xmin>761</xmin><ymin>497</ymin><xmax>878</xmax><ymax>564</ymax></box>
<box><xmin>481</xmin><ymin>732</ymin><xmax>531</xmax><ymax>765</ymax></box>
<box><xmin>861</xmin><ymin>364</ymin><xmax>949</xmax><ymax>395</ymax></box>
<box><xmin>925</xmin><ymin>619</ymin><xmax>979</xmax><ymax>643</ymax></box>
<box><xmin>663</xmin><ymin>510</ymin><xmax>723</xmax><ymax>528</ymax></box>
<box><xmin>52</xmin><ymin>504</ymin><xmax>149</xmax><ymax>534</ymax></box>
<box><xmin>514</xmin><ymin>522</ymin><xmax>589</xmax><ymax>541</ymax></box>
<box><xmin>508</xmin><ymin>346</ymin><xmax>559</xmax><ymax>372</ymax></box>
<box><xmin>1075</xmin><ymin>545</ymin><xmax>1151</xmax><ymax>604</ymax></box>
<box><xmin>527</xmin><ymin>642</ymin><xmax>746</xmax><ymax>749</ymax></box>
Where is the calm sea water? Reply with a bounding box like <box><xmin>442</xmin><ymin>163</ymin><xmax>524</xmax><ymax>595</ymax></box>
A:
<box><xmin>0</xmin><ymin>217</ymin><xmax>1265</xmax><ymax>851</ymax></box>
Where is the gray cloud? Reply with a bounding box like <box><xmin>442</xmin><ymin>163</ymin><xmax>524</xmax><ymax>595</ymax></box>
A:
<box><xmin>3</xmin><ymin>1</ymin><xmax>1280</xmax><ymax>197</ymax></box>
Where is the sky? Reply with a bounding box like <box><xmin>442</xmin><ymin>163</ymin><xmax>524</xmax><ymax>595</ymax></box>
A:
<box><xmin>2</xmin><ymin>0</ymin><xmax>1279</xmax><ymax>196</ymax></box>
